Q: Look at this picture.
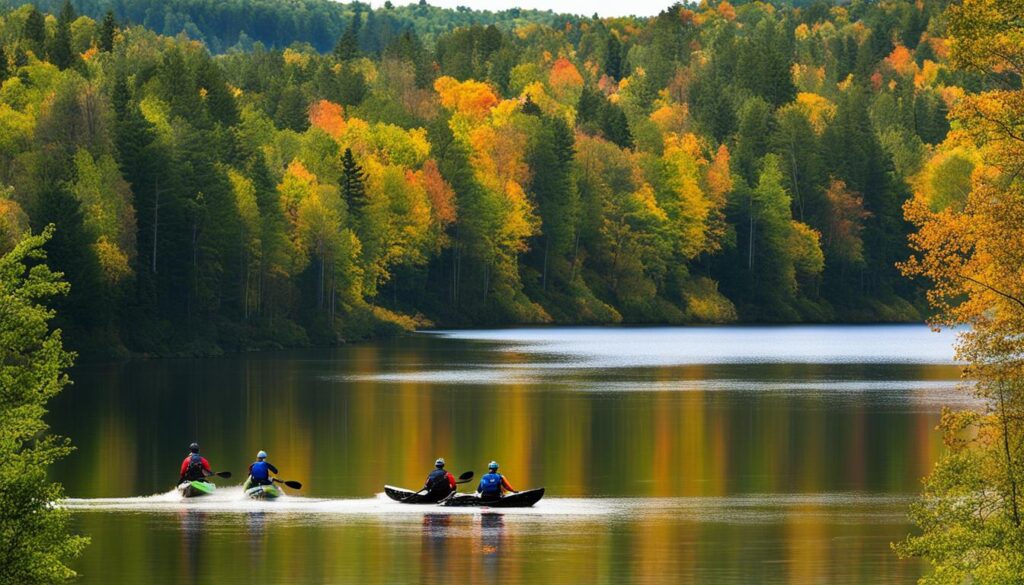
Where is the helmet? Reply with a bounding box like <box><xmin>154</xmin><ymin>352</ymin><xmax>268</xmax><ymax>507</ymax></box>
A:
<box><xmin>257</xmin><ymin>450</ymin><xmax>268</xmax><ymax>460</ymax></box>
<box><xmin>189</xmin><ymin>443</ymin><xmax>200</xmax><ymax>453</ymax></box>
<box><xmin>488</xmin><ymin>461</ymin><xmax>499</xmax><ymax>471</ymax></box>
<box><xmin>435</xmin><ymin>458</ymin><xmax>445</xmax><ymax>468</ymax></box>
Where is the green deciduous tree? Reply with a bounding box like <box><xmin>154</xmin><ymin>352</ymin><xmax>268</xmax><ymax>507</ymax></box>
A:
<box><xmin>0</xmin><ymin>227</ymin><xmax>89</xmax><ymax>583</ymax></box>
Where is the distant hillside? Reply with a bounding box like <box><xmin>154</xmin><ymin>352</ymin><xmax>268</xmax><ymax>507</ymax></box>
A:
<box><xmin>7</xmin><ymin>0</ymin><xmax>592</xmax><ymax>53</ymax></box>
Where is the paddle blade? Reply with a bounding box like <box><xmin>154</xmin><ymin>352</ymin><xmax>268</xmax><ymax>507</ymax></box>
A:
<box><xmin>284</xmin><ymin>480</ymin><xmax>302</xmax><ymax>490</ymax></box>
<box><xmin>214</xmin><ymin>471</ymin><xmax>232</xmax><ymax>479</ymax></box>
<box><xmin>458</xmin><ymin>471</ymin><xmax>474</xmax><ymax>481</ymax></box>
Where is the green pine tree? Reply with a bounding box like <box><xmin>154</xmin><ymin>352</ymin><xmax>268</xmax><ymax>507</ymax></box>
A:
<box><xmin>100</xmin><ymin>10</ymin><xmax>117</xmax><ymax>53</ymax></box>
<box><xmin>341</xmin><ymin>148</ymin><xmax>368</xmax><ymax>221</ymax></box>
<box><xmin>334</xmin><ymin>12</ymin><xmax>362</xmax><ymax>61</ymax></box>
<box><xmin>605</xmin><ymin>34</ymin><xmax>622</xmax><ymax>80</ymax></box>
<box><xmin>48</xmin><ymin>0</ymin><xmax>77</xmax><ymax>70</ymax></box>
<box><xmin>23</xmin><ymin>7</ymin><xmax>46</xmax><ymax>57</ymax></box>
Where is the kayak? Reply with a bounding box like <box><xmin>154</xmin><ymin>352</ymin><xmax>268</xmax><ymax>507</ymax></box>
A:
<box><xmin>384</xmin><ymin>485</ymin><xmax>453</xmax><ymax>504</ymax></box>
<box><xmin>245</xmin><ymin>483</ymin><xmax>283</xmax><ymax>499</ymax></box>
<box><xmin>177</xmin><ymin>480</ymin><xmax>216</xmax><ymax>498</ymax></box>
<box><xmin>439</xmin><ymin>488</ymin><xmax>545</xmax><ymax>508</ymax></box>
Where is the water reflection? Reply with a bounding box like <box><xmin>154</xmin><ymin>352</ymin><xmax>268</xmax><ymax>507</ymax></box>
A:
<box><xmin>480</xmin><ymin>513</ymin><xmax>505</xmax><ymax>579</ymax></box>
<box><xmin>421</xmin><ymin>514</ymin><xmax>452</xmax><ymax>576</ymax></box>
<box><xmin>178</xmin><ymin>509</ymin><xmax>206</xmax><ymax>582</ymax></box>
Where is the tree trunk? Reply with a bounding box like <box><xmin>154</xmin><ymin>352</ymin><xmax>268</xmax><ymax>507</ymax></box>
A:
<box><xmin>997</xmin><ymin>379</ymin><xmax>1022</xmax><ymax>527</ymax></box>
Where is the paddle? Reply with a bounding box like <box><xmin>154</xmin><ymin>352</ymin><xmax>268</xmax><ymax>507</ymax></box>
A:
<box><xmin>272</xmin><ymin>477</ymin><xmax>303</xmax><ymax>490</ymax></box>
<box><xmin>401</xmin><ymin>471</ymin><xmax>473</xmax><ymax>502</ymax></box>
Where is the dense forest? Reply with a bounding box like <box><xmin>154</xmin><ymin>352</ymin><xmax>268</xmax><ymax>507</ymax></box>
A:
<box><xmin>0</xmin><ymin>0</ymin><xmax>967</xmax><ymax>356</ymax></box>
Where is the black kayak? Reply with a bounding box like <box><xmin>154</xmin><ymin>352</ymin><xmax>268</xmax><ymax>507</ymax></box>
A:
<box><xmin>439</xmin><ymin>488</ymin><xmax>545</xmax><ymax>508</ymax></box>
<box><xmin>384</xmin><ymin>485</ymin><xmax>454</xmax><ymax>504</ymax></box>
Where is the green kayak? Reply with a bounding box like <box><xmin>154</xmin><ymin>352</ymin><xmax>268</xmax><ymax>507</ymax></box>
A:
<box><xmin>178</xmin><ymin>480</ymin><xmax>216</xmax><ymax>498</ymax></box>
<box><xmin>243</xmin><ymin>479</ymin><xmax>282</xmax><ymax>499</ymax></box>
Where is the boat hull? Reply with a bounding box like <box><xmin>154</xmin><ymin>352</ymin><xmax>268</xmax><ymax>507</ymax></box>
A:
<box><xmin>384</xmin><ymin>485</ymin><xmax>453</xmax><ymax>504</ymax></box>
<box><xmin>440</xmin><ymin>488</ymin><xmax>545</xmax><ymax>508</ymax></box>
<box><xmin>177</xmin><ymin>480</ymin><xmax>216</xmax><ymax>498</ymax></box>
<box><xmin>245</xmin><ymin>484</ymin><xmax>282</xmax><ymax>499</ymax></box>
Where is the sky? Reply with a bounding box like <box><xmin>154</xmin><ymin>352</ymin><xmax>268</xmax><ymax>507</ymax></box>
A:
<box><xmin>371</xmin><ymin>0</ymin><xmax>672</xmax><ymax>18</ymax></box>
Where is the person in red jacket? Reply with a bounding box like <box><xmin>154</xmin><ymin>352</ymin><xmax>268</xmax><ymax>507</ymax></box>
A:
<box><xmin>424</xmin><ymin>458</ymin><xmax>456</xmax><ymax>498</ymax></box>
<box><xmin>179</xmin><ymin>443</ymin><xmax>212</xmax><ymax>482</ymax></box>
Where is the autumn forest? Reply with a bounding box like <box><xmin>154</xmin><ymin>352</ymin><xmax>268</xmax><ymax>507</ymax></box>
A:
<box><xmin>0</xmin><ymin>0</ymin><xmax>965</xmax><ymax>356</ymax></box>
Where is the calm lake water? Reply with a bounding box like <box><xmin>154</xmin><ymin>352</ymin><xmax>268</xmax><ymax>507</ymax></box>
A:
<box><xmin>52</xmin><ymin>325</ymin><xmax>962</xmax><ymax>583</ymax></box>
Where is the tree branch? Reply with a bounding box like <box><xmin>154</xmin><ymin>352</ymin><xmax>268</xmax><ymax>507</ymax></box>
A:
<box><xmin>960</xmin><ymin>274</ymin><xmax>1024</xmax><ymax>311</ymax></box>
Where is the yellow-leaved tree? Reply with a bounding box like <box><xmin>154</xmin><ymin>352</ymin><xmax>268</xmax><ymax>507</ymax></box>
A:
<box><xmin>895</xmin><ymin>0</ymin><xmax>1024</xmax><ymax>580</ymax></box>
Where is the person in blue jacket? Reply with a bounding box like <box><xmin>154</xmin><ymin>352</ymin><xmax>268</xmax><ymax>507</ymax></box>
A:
<box><xmin>477</xmin><ymin>461</ymin><xmax>516</xmax><ymax>501</ymax></box>
<box><xmin>245</xmin><ymin>450</ymin><xmax>279</xmax><ymax>488</ymax></box>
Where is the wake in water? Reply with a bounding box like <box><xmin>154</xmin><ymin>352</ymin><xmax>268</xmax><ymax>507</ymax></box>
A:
<box><xmin>62</xmin><ymin>490</ymin><xmax>913</xmax><ymax>524</ymax></box>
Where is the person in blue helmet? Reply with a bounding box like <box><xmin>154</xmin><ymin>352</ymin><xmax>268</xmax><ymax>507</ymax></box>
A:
<box><xmin>477</xmin><ymin>461</ymin><xmax>516</xmax><ymax>501</ymax></box>
<box><xmin>244</xmin><ymin>450</ymin><xmax>279</xmax><ymax>489</ymax></box>
<box><xmin>424</xmin><ymin>458</ymin><xmax>456</xmax><ymax>498</ymax></box>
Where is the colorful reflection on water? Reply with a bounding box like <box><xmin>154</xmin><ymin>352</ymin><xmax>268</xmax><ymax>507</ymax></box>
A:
<box><xmin>51</xmin><ymin>325</ymin><xmax>959</xmax><ymax>583</ymax></box>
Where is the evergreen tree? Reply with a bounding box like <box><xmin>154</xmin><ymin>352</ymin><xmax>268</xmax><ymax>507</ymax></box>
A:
<box><xmin>527</xmin><ymin>115</ymin><xmax>578</xmax><ymax>291</ymax></box>
<box><xmin>734</xmin><ymin>97</ymin><xmax>774</xmax><ymax>186</ymax></box>
<box><xmin>274</xmin><ymin>86</ymin><xmax>310</xmax><ymax>132</ymax></box>
<box><xmin>737</xmin><ymin>19</ymin><xmax>796</xmax><ymax>107</ymax></box>
<box><xmin>601</xmin><ymin>103</ymin><xmax>633</xmax><ymax>149</ymax></box>
<box><xmin>30</xmin><ymin>185</ymin><xmax>106</xmax><ymax>337</ymax></box>
<box><xmin>335</xmin><ymin>64</ymin><xmax>368</xmax><ymax>106</ymax></box>
<box><xmin>690</xmin><ymin>73</ymin><xmax>736</xmax><ymax>143</ymax></box>
<box><xmin>49</xmin><ymin>0</ymin><xmax>77</xmax><ymax>70</ymax></box>
<box><xmin>604</xmin><ymin>34</ymin><xmax>622</xmax><ymax>80</ymax></box>
<box><xmin>0</xmin><ymin>46</ymin><xmax>8</xmax><ymax>83</ymax></box>
<box><xmin>341</xmin><ymin>148</ymin><xmax>367</xmax><ymax>221</ymax></box>
<box><xmin>576</xmin><ymin>85</ymin><xmax>603</xmax><ymax>130</ymax></box>
<box><xmin>521</xmin><ymin>94</ymin><xmax>542</xmax><ymax>115</ymax></box>
<box><xmin>100</xmin><ymin>10</ymin><xmax>117</xmax><ymax>52</ymax></box>
<box><xmin>334</xmin><ymin>12</ymin><xmax>362</xmax><ymax>61</ymax></box>
<box><xmin>23</xmin><ymin>7</ymin><xmax>46</xmax><ymax>56</ymax></box>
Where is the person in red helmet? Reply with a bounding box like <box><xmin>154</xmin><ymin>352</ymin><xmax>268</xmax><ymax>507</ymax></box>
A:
<box><xmin>179</xmin><ymin>443</ymin><xmax>212</xmax><ymax>482</ymax></box>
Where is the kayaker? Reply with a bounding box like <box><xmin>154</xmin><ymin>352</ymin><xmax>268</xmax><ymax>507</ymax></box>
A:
<box><xmin>246</xmin><ymin>450</ymin><xmax>279</xmax><ymax>487</ymax></box>
<box><xmin>477</xmin><ymin>461</ymin><xmax>516</xmax><ymax>500</ymax></box>
<box><xmin>179</xmin><ymin>443</ymin><xmax>212</xmax><ymax>482</ymax></box>
<box><xmin>424</xmin><ymin>458</ymin><xmax>456</xmax><ymax>497</ymax></box>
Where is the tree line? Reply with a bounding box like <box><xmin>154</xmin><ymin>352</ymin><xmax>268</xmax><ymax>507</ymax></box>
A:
<box><xmin>0</xmin><ymin>0</ymin><xmax>963</xmax><ymax>355</ymax></box>
<box><xmin>7</xmin><ymin>0</ymin><xmax>580</xmax><ymax>54</ymax></box>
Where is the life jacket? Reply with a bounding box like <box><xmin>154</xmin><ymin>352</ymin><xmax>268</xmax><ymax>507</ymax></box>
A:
<box><xmin>479</xmin><ymin>472</ymin><xmax>503</xmax><ymax>496</ymax></box>
<box><xmin>250</xmin><ymin>461</ymin><xmax>271</xmax><ymax>481</ymax></box>
<box><xmin>426</xmin><ymin>468</ymin><xmax>450</xmax><ymax>492</ymax></box>
<box><xmin>185</xmin><ymin>454</ymin><xmax>205</xmax><ymax>481</ymax></box>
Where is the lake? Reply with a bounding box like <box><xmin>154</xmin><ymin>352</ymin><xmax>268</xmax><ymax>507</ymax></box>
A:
<box><xmin>52</xmin><ymin>325</ymin><xmax>962</xmax><ymax>583</ymax></box>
